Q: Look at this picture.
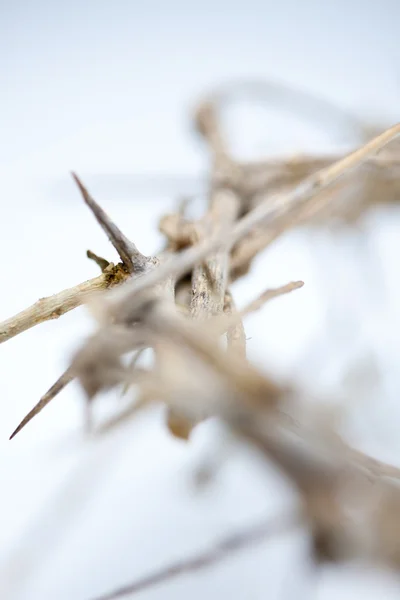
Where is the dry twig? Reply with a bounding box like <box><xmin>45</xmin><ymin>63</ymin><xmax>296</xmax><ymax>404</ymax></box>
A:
<box><xmin>92</xmin><ymin>511</ymin><xmax>299</xmax><ymax>600</ymax></box>
<box><xmin>0</xmin><ymin>267</ymin><xmax>128</xmax><ymax>345</ymax></box>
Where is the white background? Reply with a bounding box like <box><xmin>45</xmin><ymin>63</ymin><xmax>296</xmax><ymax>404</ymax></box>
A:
<box><xmin>1</xmin><ymin>1</ymin><xmax>400</xmax><ymax>598</ymax></box>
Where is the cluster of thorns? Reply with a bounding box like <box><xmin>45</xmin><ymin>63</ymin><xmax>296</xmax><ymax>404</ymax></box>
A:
<box><xmin>1</xmin><ymin>82</ymin><xmax>400</xmax><ymax>599</ymax></box>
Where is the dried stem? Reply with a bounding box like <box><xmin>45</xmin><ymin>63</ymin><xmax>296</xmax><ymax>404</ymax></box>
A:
<box><xmin>92</xmin><ymin>511</ymin><xmax>299</xmax><ymax>600</ymax></box>
<box><xmin>0</xmin><ymin>265</ymin><xmax>129</xmax><ymax>344</ymax></box>
<box><xmin>191</xmin><ymin>189</ymin><xmax>240</xmax><ymax>318</ymax></box>
<box><xmin>241</xmin><ymin>281</ymin><xmax>304</xmax><ymax>316</ymax></box>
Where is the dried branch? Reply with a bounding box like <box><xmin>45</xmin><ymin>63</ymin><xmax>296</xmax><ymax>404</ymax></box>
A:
<box><xmin>194</xmin><ymin>97</ymin><xmax>230</xmax><ymax>163</ymax></box>
<box><xmin>196</xmin><ymin>79</ymin><xmax>381</xmax><ymax>148</ymax></box>
<box><xmin>101</xmin><ymin>123</ymin><xmax>400</xmax><ymax>323</ymax></box>
<box><xmin>105</xmin><ymin>303</ymin><xmax>400</xmax><ymax>487</ymax></box>
<box><xmin>0</xmin><ymin>264</ymin><xmax>129</xmax><ymax>344</ymax></box>
<box><xmin>241</xmin><ymin>281</ymin><xmax>304</xmax><ymax>316</ymax></box>
<box><xmin>0</xmin><ymin>171</ymin><xmax>159</xmax><ymax>345</ymax></box>
<box><xmin>191</xmin><ymin>189</ymin><xmax>240</xmax><ymax>318</ymax></box>
<box><xmin>145</xmin><ymin>316</ymin><xmax>400</xmax><ymax>566</ymax></box>
<box><xmin>89</xmin><ymin>311</ymin><xmax>400</xmax><ymax>572</ymax></box>
<box><xmin>201</xmin><ymin>280</ymin><xmax>305</xmax><ymax>342</ymax></box>
<box><xmin>164</xmin><ymin>189</ymin><xmax>240</xmax><ymax>438</ymax></box>
<box><xmin>159</xmin><ymin>213</ymin><xmax>194</xmax><ymax>251</ymax></box>
<box><xmin>0</xmin><ymin>123</ymin><xmax>397</xmax><ymax>348</ymax></box>
<box><xmin>196</xmin><ymin>80</ymin><xmax>400</xmax><ymax>221</ymax></box>
<box><xmin>93</xmin><ymin>511</ymin><xmax>299</xmax><ymax>600</ymax></box>
<box><xmin>9</xmin><ymin>347</ymin><xmax>148</xmax><ymax>441</ymax></box>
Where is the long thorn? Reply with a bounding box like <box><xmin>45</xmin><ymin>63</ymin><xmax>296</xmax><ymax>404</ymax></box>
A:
<box><xmin>71</xmin><ymin>172</ymin><xmax>147</xmax><ymax>272</ymax></box>
<box><xmin>9</xmin><ymin>369</ymin><xmax>74</xmax><ymax>440</ymax></box>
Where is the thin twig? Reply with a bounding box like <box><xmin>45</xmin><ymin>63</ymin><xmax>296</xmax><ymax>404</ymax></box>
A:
<box><xmin>93</xmin><ymin>511</ymin><xmax>299</xmax><ymax>600</ymax></box>
<box><xmin>197</xmin><ymin>79</ymin><xmax>381</xmax><ymax>147</ymax></box>
<box><xmin>0</xmin><ymin>264</ymin><xmax>129</xmax><ymax>344</ymax></box>
<box><xmin>241</xmin><ymin>281</ymin><xmax>305</xmax><ymax>316</ymax></box>
<box><xmin>205</xmin><ymin>280</ymin><xmax>306</xmax><ymax>340</ymax></box>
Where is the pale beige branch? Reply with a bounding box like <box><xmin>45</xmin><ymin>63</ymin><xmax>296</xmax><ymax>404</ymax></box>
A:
<box><xmin>2</xmin><ymin>123</ymin><xmax>397</xmax><ymax>347</ymax></box>
<box><xmin>191</xmin><ymin>189</ymin><xmax>240</xmax><ymax>318</ymax></box>
<box><xmin>241</xmin><ymin>281</ymin><xmax>305</xmax><ymax>317</ymax></box>
<box><xmin>105</xmin><ymin>123</ymin><xmax>400</xmax><ymax>319</ymax></box>
<box><xmin>0</xmin><ymin>264</ymin><xmax>129</xmax><ymax>345</ymax></box>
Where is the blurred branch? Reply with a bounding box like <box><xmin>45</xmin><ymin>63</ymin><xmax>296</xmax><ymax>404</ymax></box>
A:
<box><xmin>93</xmin><ymin>511</ymin><xmax>299</xmax><ymax>600</ymax></box>
<box><xmin>4</xmin><ymin>80</ymin><xmax>400</xmax><ymax>598</ymax></box>
<box><xmin>0</xmin><ymin>119</ymin><xmax>398</xmax><ymax>346</ymax></box>
<box><xmin>100</xmin><ymin>122</ymin><xmax>400</xmax><ymax>322</ymax></box>
<box><xmin>241</xmin><ymin>281</ymin><xmax>304</xmax><ymax>317</ymax></box>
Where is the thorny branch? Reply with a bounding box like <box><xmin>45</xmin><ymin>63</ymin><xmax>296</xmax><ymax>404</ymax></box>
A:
<box><xmin>2</xmin><ymin>81</ymin><xmax>400</xmax><ymax>597</ymax></box>
<box><xmin>0</xmin><ymin>121</ymin><xmax>398</xmax><ymax>344</ymax></box>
